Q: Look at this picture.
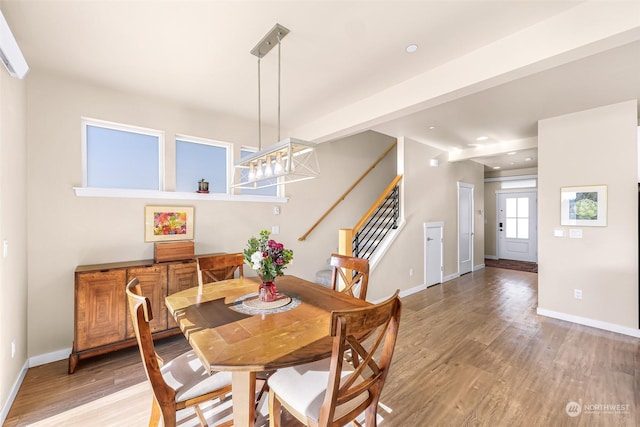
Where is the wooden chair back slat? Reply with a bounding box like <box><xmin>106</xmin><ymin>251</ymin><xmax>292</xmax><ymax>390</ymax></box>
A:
<box><xmin>329</xmin><ymin>254</ymin><xmax>370</xmax><ymax>301</ymax></box>
<box><xmin>197</xmin><ymin>253</ymin><xmax>245</xmax><ymax>289</ymax></box>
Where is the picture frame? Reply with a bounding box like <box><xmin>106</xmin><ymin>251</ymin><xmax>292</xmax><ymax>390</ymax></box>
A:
<box><xmin>560</xmin><ymin>185</ymin><xmax>607</xmax><ymax>227</ymax></box>
<box><xmin>144</xmin><ymin>205</ymin><xmax>195</xmax><ymax>242</ymax></box>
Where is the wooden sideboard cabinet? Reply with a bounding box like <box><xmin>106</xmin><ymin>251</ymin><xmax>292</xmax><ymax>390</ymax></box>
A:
<box><xmin>69</xmin><ymin>258</ymin><xmax>198</xmax><ymax>374</ymax></box>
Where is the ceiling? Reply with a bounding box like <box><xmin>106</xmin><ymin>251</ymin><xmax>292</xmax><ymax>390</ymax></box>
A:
<box><xmin>3</xmin><ymin>1</ymin><xmax>640</xmax><ymax>172</ymax></box>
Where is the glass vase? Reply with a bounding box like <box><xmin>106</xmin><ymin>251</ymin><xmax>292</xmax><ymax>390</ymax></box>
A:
<box><xmin>259</xmin><ymin>280</ymin><xmax>277</xmax><ymax>302</ymax></box>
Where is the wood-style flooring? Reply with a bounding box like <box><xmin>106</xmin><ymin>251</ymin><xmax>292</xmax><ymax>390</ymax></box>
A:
<box><xmin>4</xmin><ymin>267</ymin><xmax>639</xmax><ymax>426</ymax></box>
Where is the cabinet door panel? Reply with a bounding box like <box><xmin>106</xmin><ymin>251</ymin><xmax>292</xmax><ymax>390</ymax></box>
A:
<box><xmin>126</xmin><ymin>266</ymin><xmax>167</xmax><ymax>338</ymax></box>
<box><xmin>167</xmin><ymin>262</ymin><xmax>198</xmax><ymax>328</ymax></box>
<box><xmin>76</xmin><ymin>270</ymin><xmax>127</xmax><ymax>350</ymax></box>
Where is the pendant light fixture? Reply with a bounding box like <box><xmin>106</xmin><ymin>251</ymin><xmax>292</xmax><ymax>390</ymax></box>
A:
<box><xmin>232</xmin><ymin>23</ymin><xmax>319</xmax><ymax>190</ymax></box>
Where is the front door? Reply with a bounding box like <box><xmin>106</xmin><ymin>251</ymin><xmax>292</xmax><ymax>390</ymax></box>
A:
<box><xmin>497</xmin><ymin>190</ymin><xmax>537</xmax><ymax>262</ymax></box>
<box><xmin>458</xmin><ymin>182</ymin><xmax>474</xmax><ymax>275</ymax></box>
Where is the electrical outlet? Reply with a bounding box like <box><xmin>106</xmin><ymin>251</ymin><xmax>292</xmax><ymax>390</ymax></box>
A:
<box><xmin>409</xmin><ymin>268</ymin><xmax>413</xmax><ymax>277</ymax></box>
<box><xmin>574</xmin><ymin>289</ymin><xmax>583</xmax><ymax>300</ymax></box>
<box><xmin>11</xmin><ymin>339</ymin><xmax>16</xmax><ymax>358</ymax></box>
<box><xmin>271</xmin><ymin>225</ymin><xmax>280</xmax><ymax>235</ymax></box>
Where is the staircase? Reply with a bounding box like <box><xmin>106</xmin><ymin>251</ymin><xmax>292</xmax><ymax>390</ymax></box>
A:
<box><xmin>316</xmin><ymin>176</ymin><xmax>401</xmax><ymax>286</ymax></box>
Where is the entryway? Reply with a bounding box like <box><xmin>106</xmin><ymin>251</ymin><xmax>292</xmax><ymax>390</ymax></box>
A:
<box><xmin>496</xmin><ymin>189</ymin><xmax>537</xmax><ymax>262</ymax></box>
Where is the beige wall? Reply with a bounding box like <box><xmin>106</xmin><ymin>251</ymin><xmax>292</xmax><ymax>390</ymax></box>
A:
<box><xmin>25</xmin><ymin>70</ymin><xmax>398</xmax><ymax>358</ymax></box>
<box><xmin>483</xmin><ymin>167</ymin><xmax>538</xmax><ymax>257</ymax></box>
<box><xmin>538</xmin><ymin>100</ymin><xmax>638</xmax><ymax>330</ymax></box>
<box><xmin>4</xmin><ymin>67</ymin><xmax>485</xmax><ymax>411</ymax></box>
<box><xmin>368</xmin><ymin>139</ymin><xmax>485</xmax><ymax>302</ymax></box>
<box><xmin>0</xmin><ymin>61</ymin><xmax>28</xmax><ymax>412</ymax></box>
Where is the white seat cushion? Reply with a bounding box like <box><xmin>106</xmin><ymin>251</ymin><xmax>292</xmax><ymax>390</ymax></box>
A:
<box><xmin>268</xmin><ymin>358</ymin><xmax>369</xmax><ymax>424</ymax></box>
<box><xmin>161</xmin><ymin>350</ymin><xmax>232</xmax><ymax>402</ymax></box>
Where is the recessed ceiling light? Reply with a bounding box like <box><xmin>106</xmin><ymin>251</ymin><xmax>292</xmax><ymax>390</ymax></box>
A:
<box><xmin>492</xmin><ymin>166</ymin><xmax>501</xmax><ymax>169</ymax></box>
<box><xmin>476</xmin><ymin>136</ymin><xmax>489</xmax><ymax>141</ymax></box>
<box><xmin>428</xmin><ymin>125</ymin><xmax>435</xmax><ymax>130</ymax></box>
<box><xmin>525</xmin><ymin>157</ymin><xmax>533</xmax><ymax>161</ymax></box>
<box><xmin>406</xmin><ymin>44</ymin><xmax>418</xmax><ymax>53</ymax></box>
<box><xmin>507</xmin><ymin>152</ymin><xmax>516</xmax><ymax>155</ymax></box>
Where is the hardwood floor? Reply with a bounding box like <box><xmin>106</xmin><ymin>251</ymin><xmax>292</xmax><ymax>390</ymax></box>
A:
<box><xmin>4</xmin><ymin>267</ymin><xmax>639</xmax><ymax>426</ymax></box>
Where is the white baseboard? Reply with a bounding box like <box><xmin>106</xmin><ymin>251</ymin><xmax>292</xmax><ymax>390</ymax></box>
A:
<box><xmin>383</xmin><ymin>272</ymin><xmax>464</xmax><ymax>303</ymax></box>
<box><xmin>0</xmin><ymin>360</ymin><xmax>28</xmax><ymax>425</ymax></box>
<box><xmin>398</xmin><ymin>284</ymin><xmax>427</xmax><ymax>299</ymax></box>
<box><xmin>29</xmin><ymin>347</ymin><xmax>71</xmax><ymax>368</ymax></box>
<box><xmin>537</xmin><ymin>308</ymin><xmax>640</xmax><ymax>338</ymax></box>
<box><xmin>485</xmin><ymin>255</ymin><xmax>498</xmax><ymax>260</ymax></box>
<box><xmin>370</xmin><ymin>283</ymin><xmax>427</xmax><ymax>304</ymax></box>
<box><xmin>474</xmin><ymin>263</ymin><xmax>485</xmax><ymax>271</ymax></box>
<box><xmin>443</xmin><ymin>273</ymin><xmax>459</xmax><ymax>282</ymax></box>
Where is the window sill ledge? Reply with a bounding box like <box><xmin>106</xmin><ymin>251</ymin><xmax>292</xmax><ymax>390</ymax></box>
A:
<box><xmin>73</xmin><ymin>187</ymin><xmax>288</xmax><ymax>203</ymax></box>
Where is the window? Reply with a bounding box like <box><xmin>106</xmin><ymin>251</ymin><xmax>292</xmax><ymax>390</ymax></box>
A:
<box><xmin>501</xmin><ymin>179</ymin><xmax>537</xmax><ymax>189</ymax></box>
<box><xmin>82</xmin><ymin>119</ymin><xmax>163</xmax><ymax>190</ymax></box>
<box><xmin>239</xmin><ymin>148</ymin><xmax>278</xmax><ymax>196</ymax></box>
<box><xmin>505</xmin><ymin>197</ymin><xmax>529</xmax><ymax>239</ymax></box>
<box><xmin>176</xmin><ymin>136</ymin><xmax>230</xmax><ymax>193</ymax></box>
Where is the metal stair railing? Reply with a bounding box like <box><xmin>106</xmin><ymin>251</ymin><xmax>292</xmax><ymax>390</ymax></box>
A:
<box><xmin>339</xmin><ymin>174</ymin><xmax>402</xmax><ymax>259</ymax></box>
<box><xmin>353</xmin><ymin>184</ymin><xmax>399</xmax><ymax>259</ymax></box>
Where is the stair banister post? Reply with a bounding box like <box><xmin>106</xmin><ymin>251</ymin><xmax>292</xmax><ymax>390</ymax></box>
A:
<box><xmin>338</xmin><ymin>228</ymin><xmax>353</xmax><ymax>257</ymax></box>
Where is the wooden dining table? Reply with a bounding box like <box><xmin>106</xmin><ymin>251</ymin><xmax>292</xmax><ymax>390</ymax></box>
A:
<box><xmin>165</xmin><ymin>275</ymin><xmax>371</xmax><ymax>427</ymax></box>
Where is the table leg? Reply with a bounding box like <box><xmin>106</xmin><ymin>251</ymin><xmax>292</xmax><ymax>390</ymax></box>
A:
<box><xmin>232</xmin><ymin>370</ymin><xmax>257</xmax><ymax>427</ymax></box>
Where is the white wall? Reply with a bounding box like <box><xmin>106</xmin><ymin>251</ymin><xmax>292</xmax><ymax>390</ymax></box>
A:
<box><xmin>538</xmin><ymin>100</ymin><xmax>638</xmax><ymax>331</ymax></box>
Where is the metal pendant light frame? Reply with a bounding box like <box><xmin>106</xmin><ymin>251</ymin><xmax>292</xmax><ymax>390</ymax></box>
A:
<box><xmin>232</xmin><ymin>23</ymin><xmax>319</xmax><ymax>190</ymax></box>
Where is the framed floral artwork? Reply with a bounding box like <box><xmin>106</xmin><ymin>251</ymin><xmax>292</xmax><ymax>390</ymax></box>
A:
<box><xmin>144</xmin><ymin>205</ymin><xmax>195</xmax><ymax>242</ymax></box>
<box><xmin>560</xmin><ymin>185</ymin><xmax>607</xmax><ymax>227</ymax></box>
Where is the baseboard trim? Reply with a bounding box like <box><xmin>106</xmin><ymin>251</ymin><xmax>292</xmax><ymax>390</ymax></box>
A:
<box><xmin>474</xmin><ymin>263</ymin><xmax>485</xmax><ymax>271</ymax></box>
<box><xmin>398</xmin><ymin>284</ymin><xmax>428</xmax><ymax>299</ymax></box>
<box><xmin>443</xmin><ymin>273</ymin><xmax>459</xmax><ymax>282</ymax></box>
<box><xmin>485</xmin><ymin>255</ymin><xmax>498</xmax><ymax>260</ymax></box>
<box><xmin>379</xmin><ymin>272</ymin><xmax>462</xmax><ymax>303</ymax></box>
<box><xmin>0</xmin><ymin>360</ymin><xmax>28</xmax><ymax>425</ymax></box>
<box><xmin>537</xmin><ymin>308</ymin><xmax>640</xmax><ymax>338</ymax></box>
<box><xmin>29</xmin><ymin>347</ymin><xmax>71</xmax><ymax>368</ymax></box>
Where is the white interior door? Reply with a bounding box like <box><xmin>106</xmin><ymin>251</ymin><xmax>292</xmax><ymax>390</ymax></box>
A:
<box><xmin>458</xmin><ymin>182</ymin><xmax>474</xmax><ymax>275</ymax></box>
<box><xmin>424</xmin><ymin>222</ymin><xmax>443</xmax><ymax>287</ymax></box>
<box><xmin>497</xmin><ymin>190</ymin><xmax>537</xmax><ymax>262</ymax></box>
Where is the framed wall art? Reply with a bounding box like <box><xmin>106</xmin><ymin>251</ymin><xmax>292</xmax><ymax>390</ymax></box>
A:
<box><xmin>144</xmin><ymin>205</ymin><xmax>195</xmax><ymax>242</ymax></box>
<box><xmin>560</xmin><ymin>185</ymin><xmax>607</xmax><ymax>227</ymax></box>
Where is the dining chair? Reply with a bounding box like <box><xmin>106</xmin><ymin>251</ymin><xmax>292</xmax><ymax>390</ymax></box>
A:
<box><xmin>329</xmin><ymin>254</ymin><xmax>370</xmax><ymax>301</ymax></box>
<box><xmin>197</xmin><ymin>253</ymin><xmax>245</xmax><ymax>288</ymax></box>
<box><xmin>126</xmin><ymin>278</ymin><xmax>233</xmax><ymax>427</ymax></box>
<box><xmin>267</xmin><ymin>290</ymin><xmax>402</xmax><ymax>427</ymax></box>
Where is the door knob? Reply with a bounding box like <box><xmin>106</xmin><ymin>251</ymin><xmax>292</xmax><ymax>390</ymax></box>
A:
<box><xmin>427</xmin><ymin>237</ymin><xmax>434</xmax><ymax>241</ymax></box>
